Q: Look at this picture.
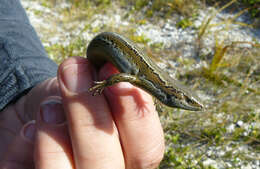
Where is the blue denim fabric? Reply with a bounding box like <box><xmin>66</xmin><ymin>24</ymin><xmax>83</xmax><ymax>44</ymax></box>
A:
<box><xmin>0</xmin><ymin>0</ymin><xmax>58</xmax><ymax>111</ymax></box>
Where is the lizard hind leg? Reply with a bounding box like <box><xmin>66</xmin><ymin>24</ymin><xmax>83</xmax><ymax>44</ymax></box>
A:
<box><xmin>88</xmin><ymin>80</ymin><xmax>107</xmax><ymax>96</ymax></box>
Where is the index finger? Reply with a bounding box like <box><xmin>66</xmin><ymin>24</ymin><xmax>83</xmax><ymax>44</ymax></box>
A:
<box><xmin>57</xmin><ymin>57</ymin><xmax>125</xmax><ymax>169</ymax></box>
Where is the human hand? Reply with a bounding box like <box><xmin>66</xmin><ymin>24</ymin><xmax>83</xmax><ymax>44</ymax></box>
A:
<box><xmin>0</xmin><ymin>76</ymin><xmax>59</xmax><ymax>167</ymax></box>
<box><xmin>0</xmin><ymin>56</ymin><xmax>165</xmax><ymax>169</ymax></box>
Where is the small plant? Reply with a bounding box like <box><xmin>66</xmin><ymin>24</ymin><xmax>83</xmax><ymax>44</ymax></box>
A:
<box><xmin>130</xmin><ymin>34</ymin><xmax>150</xmax><ymax>44</ymax></box>
<box><xmin>242</xmin><ymin>0</ymin><xmax>260</xmax><ymax>17</ymax></box>
<box><xmin>176</xmin><ymin>18</ymin><xmax>193</xmax><ymax>29</ymax></box>
<box><xmin>198</xmin><ymin>0</ymin><xmax>237</xmax><ymax>40</ymax></box>
<box><xmin>209</xmin><ymin>37</ymin><xmax>231</xmax><ymax>73</ymax></box>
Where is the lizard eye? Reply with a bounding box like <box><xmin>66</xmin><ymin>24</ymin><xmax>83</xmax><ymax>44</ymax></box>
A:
<box><xmin>184</xmin><ymin>95</ymin><xmax>196</xmax><ymax>105</ymax></box>
<box><xmin>184</xmin><ymin>95</ymin><xmax>204</xmax><ymax>109</ymax></box>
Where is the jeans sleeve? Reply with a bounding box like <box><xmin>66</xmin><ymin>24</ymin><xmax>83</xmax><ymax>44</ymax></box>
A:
<box><xmin>0</xmin><ymin>0</ymin><xmax>58</xmax><ymax>111</ymax></box>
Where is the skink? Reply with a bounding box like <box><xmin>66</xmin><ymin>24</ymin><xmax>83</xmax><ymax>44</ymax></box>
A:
<box><xmin>87</xmin><ymin>32</ymin><xmax>204</xmax><ymax>111</ymax></box>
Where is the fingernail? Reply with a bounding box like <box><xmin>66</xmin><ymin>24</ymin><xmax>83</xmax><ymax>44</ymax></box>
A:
<box><xmin>40</xmin><ymin>99</ymin><xmax>66</xmax><ymax>124</ymax></box>
<box><xmin>61</xmin><ymin>63</ymin><xmax>91</xmax><ymax>93</ymax></box>
<box><xmin>22</xmin><ymin>120</ymin><xmax>36</xmax><ymax>142</ymax></box>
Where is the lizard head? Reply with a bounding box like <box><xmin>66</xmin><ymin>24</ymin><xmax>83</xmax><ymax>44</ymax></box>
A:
<box><xmin>164</xmin><ymin>89</ymin><xmax>204</xmax><ymax>111</ymax></box>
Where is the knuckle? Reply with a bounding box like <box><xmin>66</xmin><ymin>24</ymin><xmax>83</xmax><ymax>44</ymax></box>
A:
<box><xmin>129</xmin><ymin>143</ymin><xmax>165</xmax><ymax>169</ymax></box>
